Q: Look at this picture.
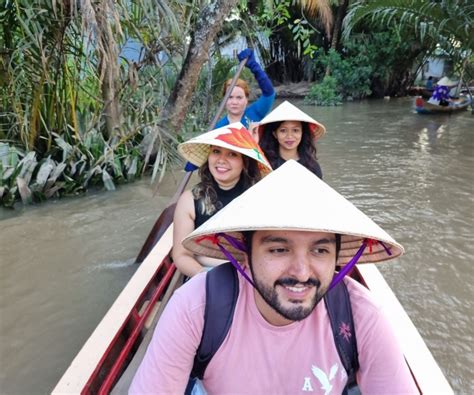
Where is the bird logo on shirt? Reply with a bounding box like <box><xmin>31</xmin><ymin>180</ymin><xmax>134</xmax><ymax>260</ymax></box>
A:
<box><xmin>311</xmin><ymin>364</ymin><xmax>338</xmax><ymax>395</ymax></box>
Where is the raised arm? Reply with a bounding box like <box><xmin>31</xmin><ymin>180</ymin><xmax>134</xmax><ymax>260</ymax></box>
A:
<box><xmin>238</xmin><ymin>48</ymin><xmax>276</xmax><ymax>123</ymax></box>
<box><xmin>238</xmin><ymin>48</ymin><xmax>274</xmax><ymax>97</ymax></box>
<box><xmin>172</xmin><ymin>189</ymin><xmax>204</xmax><ymax>277</ymax></box>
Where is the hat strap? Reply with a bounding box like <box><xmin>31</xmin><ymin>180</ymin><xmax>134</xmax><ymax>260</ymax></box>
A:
<box><xmin>198</xmin><ymin>233</ymin><xmax>255</xmax><ymax>287</ymax></box>
<box><xmin>329</xmin><ymin>239</ymin><xmax>392</xmax><ymax>289</ymax></box>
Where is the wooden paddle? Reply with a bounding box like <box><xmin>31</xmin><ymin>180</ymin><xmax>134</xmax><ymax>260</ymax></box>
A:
<box><xmin>135</xmin><ymin>56</ymin><xmax>248</xmax><ymax>263</ymax></box>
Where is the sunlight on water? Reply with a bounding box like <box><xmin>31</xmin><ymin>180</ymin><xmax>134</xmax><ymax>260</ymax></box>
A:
<box><xmin>86</xmin><ymin>258</ymin><xmax>136</xmax><ymax>273</ymax></box>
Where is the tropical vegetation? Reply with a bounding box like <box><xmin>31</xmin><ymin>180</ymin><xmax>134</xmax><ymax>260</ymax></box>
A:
<box><xmin>1</xmin><ymin>0</ymin><xmax>472</xmax><ymax>207</ymax></box>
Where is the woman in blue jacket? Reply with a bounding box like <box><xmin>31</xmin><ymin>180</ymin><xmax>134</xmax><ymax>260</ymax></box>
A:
<box><xmin>215</xmin><ymin>48</ymin><xmax>275</xmax><ymax>131</ymax></box>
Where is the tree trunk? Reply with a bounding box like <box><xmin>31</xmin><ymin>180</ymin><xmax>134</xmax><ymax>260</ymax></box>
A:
<box><xmin>162</xmin><ymin>0</ymin><xmax>240</xmax><ymax>134</ymax></box>
<box><xmin>203</xmin><ymin>50</ymin><xmax>213</xmax><ymax>124</ymax></box>
<box><xmin>94</xmin><ymin>1</ymin><xmax>121</xmax><ymax>140</ymax></box>
<box><xmin>330</xmin><ymin>0</ymin><xmax>349</xmax><ymax>52</ymax></box>
<box><xmin>325</xmin><ymin>0</ymin><xmax>349</xmax><ymax>76</ymax></box>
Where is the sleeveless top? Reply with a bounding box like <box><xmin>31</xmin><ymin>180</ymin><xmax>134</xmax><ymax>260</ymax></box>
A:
<box><xmin>194</xmin><ymin>177</ymin><xmax>246</xmax><ymax>228</ymax></box>
<box><xmin>272</xmin><ymin>156</ymin><xmax>323</xmax><ymax>179</ymax></box>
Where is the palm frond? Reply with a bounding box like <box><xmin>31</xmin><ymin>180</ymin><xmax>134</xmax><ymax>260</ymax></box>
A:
<box><xmin>343</xmin><ymin>0</ymin><xmax>474</xmax><ymax>55</ymax></box>
<box><xmin>297</xmin><ymin>0</ymin><xmax>333</xmax><ymax>34</ymax></box>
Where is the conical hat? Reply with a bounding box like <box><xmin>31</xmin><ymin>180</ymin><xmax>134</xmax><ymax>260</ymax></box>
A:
<box><xmin>178</xmin><ymin>122</ymin><xmax>272</xmax><ymax>174</ymax></box>
<box><xmin>183</xmin><ymin>160</ymin><xmax>404</xmax><ymax>266</ymax></box>
<box><xmin>437</xmin><ymin>77</ymin><xmax>457</xmax><ymax>87</ymax></box>
<box><xmin>257</xmin><ymin>101</ymin><xmax>326</xmax><ymax>141</ymax></box>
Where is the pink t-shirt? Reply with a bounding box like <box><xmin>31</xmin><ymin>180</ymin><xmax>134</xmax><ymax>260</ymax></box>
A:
<box><xmin>130</xmin><ymin>271</ymin><xmax>418</xmax><ymax>394</ymax></box>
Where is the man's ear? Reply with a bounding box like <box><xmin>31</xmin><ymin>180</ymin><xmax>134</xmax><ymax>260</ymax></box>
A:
<box><xmin>240</xmin><ymin>254</ymin><xmax>249</xmax><ymax>269</ymax></box>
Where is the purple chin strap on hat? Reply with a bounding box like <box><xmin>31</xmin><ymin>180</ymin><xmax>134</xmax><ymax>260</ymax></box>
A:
<box><xmin>329</xmin><ymin>238</ymin><xmax>392</xmax><ymax>289</ymax></box>
<box><xmin>196</xmin><ymin>234</ymin><xmax>392</xmax><ymax>289</ymax></box>
<box><xmin>196</xmin><ymin>233</ymin><xmax>255</xmax><ymax>287</ymax></box>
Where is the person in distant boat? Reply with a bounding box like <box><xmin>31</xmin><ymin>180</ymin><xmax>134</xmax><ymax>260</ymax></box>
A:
<box><xmin>172</xmin><ymin>122</ymin><xmax>272</xmax><ymax>278</ymax></box>
<box><xmin>130</xmin><ymin>160</ymin><xmax>418</xmax><ymax>394</ymax></box>
<box><xmin>428</xmin><ymin>76</ymin><xmax>457</xmax><ymax>106</ymax></box>
<box><xmin>425</xmin><ymin>76</ymin><xmax>434</xmax><ymax>90</ymax></box>
<box><xmin>257</xmin><ymin>100</ymin><xmax>326</xmax><ymax>179</ymax></box>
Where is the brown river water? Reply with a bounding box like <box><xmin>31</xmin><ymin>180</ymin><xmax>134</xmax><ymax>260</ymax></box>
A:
<box><xmin>1</xmin><ymin>97</ymin><xmax>473</xmax><ymax>394</ymax></box>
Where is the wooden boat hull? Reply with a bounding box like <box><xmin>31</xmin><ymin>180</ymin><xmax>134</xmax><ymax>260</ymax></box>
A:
<box><xmin>409</xmin><ymin>86</ymin><xmax>434</xmax><ymax>99</ymax></box>
<box><xmin>52</xmin><ymin>222</ymin><xmax>453</xmax><ymax>395</ymax></box>
<box><xmin>415</xmin><ymin>96</ymin><xmax>471</xmax><ymax>114</ymax></box>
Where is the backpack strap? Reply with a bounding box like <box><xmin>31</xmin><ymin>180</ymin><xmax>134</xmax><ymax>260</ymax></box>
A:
<box><xmin>324</xmin><ymin>279</ymin><xmax>359</xmax><ymax>389</ymax></box>
<box><xmin>191</xmin><ymin>262</ymin><xmax>239</xmax><ymax>379</ymax></box>
<box><xmin>190</xmin><ymin>263</ymin><xmax>358</xmax><ymax>388</ymax></box>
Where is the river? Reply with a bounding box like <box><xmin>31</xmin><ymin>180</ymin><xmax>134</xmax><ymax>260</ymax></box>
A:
<box><xmin>1</xmin><ymin>97</ymin><xmax>473</xmax><ymax>394</ymax></box>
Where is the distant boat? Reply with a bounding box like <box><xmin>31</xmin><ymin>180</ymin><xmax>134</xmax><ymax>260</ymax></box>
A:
<box><xmin>408</xmin><ymin>86</ymin><xmax>434</xmax><ymax>98</ymax></box>
<box><xmin>415</xmin><ymin>95</ymin><xmax>472</xmax><ymax>114</ymax></box>
<box><xmin>52</xmin><ymin>219</ymin><xmax>454</xmax><ymax>394</ymax></box>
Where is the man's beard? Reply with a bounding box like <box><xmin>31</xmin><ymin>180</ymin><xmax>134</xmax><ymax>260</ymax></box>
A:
<box><xmin>249</xmin><ymin>265</ymin><xmax>327</xmax><ymax>322</ymax></box>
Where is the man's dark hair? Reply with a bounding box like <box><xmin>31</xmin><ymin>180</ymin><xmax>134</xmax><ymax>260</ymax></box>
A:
<box><xmin>242</xmin><ymin>231</ymin><xmax>341</xmax><ymax>262</ymax></box>
<box><xmin>259</xmin><ymin>121</ymin><xmax>320</xmax><ymax>174</ymax></box>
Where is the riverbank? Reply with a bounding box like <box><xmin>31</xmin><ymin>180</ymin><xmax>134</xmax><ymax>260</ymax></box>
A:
<box><xmin>274</xmin><ymin>81</ymin><xmax>474</xmax><ymax>100</ymax></box>
<box><xmin>246</xmin><ymin>82</ymin><xmax>311</xmax><ymax>101</ymax></box>
<box><xmin>273</xmin><ymin>81</ymin><xmax>311</xmax><ymax>98</ymax></box>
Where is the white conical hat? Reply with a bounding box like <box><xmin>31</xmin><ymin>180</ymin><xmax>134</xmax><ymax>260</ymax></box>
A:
<box><xmin>178</xmin><ymin>122</ymin><xmax>272</xmax><ymax>174</ymax></box>
<box><xmin>437</xmin><ymin>77</ymin><xmax>457</xmax><ymax>86</ymax></box>
<box><xmin>183</xmin><ymin>160</ymin><xmax>404</xmax><ymax>265</ymax></box>
<box><xmin>257</xmin><ymin>101</ymin><xmax>326</xmax><ymax>141</ymax></box>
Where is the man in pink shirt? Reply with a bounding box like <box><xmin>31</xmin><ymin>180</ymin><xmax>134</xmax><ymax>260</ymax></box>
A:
<box><xmin>130</xmin><ymin>160</ymin><xmax>419</xmax><ymax>394</ymax></box>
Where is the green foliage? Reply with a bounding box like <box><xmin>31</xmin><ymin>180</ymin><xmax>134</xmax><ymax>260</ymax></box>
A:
<box><xmin>304</xmin><ymin>76</ymin><xmax>342</xmax><ymax>106</ymax></box>
<box><xmin>237</xmin><ymin>0</ymin><xmax>320</xmax><ymax>76</ymax></box>
<box><xmin>305</xmin><ymin>26</ymin><xmax>429</xmax><ymax>98</ymax></box>
<box><xmin>344</xmin><ymin>0</ymin><xmax>474</xmax><ymax>69</ymax></box>
<box><xmin>465</xmin><ymin>53</ymin><xmax>474</xmax><ymax>84</ymax></box>
<box><xmin>0</xmin><ymin>130</ymin><xmax>149</xmax><ymax>207</ymax></box>
<box><xmin>316</xmin><ymin>49</ymin><xmax>372</xmax><ymax>100</ymax></box>
<box><xmin>289</xmin><ymin>19</ymin><xmax>319</xmax><ymax>59</ymax></box>
<box><xmin>0</xmin><ymin>0</ymin><xmax>197</xmax><ymax>207</ymax></box>
<box><xmin>181</xmin><ymin>56</ymin><xmax>239</xmax><ymax>139</ymax></box>
<box><xmin>195</xmin><ymin>56</ymin><xmax>236</xmax><ymax>105</ymax></box>
<box><xmin>0</xmin><ymin>143</ymin><xmax>23</xmax><ymax>207</ymax></box>
<box><xmin>345</xmin><ymin>31</ymin><xmax>423</xmax><ymax>96</ymax></box>
<box><xmin>259</xmin><ymin>0</ymin><xmax>292</xmax><ymax>26</ymax></box>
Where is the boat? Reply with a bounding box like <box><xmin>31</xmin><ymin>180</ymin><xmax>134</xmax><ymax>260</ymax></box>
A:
<box><xmin>52</xmin><ymin>208</ymin><xmax>454</xmax><ymax>394</ymax></box>
<box><xmin>52</xmin><ymin>61</ymin><xmax>454</xmax><ymax>393</ymax></box>
<box><xmin>415</xmin><ymin>95</ymin><xmax>472</xmax><ymax>114</ymax></box>
<box><xmin>408</xmin><ymin>86</ymin><xmax>434</xmax><ymax>99</ymax></box>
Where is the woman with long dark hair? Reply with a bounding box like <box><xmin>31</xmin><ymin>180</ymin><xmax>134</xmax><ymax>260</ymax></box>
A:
<box><xmin>257</xmin><ymin>101</ymin><xmax>326</xmax><ymax>178</ymax></box>
<box><xmin>172</xmin><ymin>122</ymin><xmax>272</xmax><ymax>277</ymax></box>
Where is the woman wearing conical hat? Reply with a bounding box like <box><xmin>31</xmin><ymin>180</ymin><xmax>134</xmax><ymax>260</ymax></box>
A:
<box><xmin>257</xmin><ymin>101</ymin><xmax>326</xmax><ymax>179</ymax></box>
<box><xmin>172</xmin><ymin>122</ymin><xmax>272</xmax><ymax>277</ymax></box>
<box><xmin>427</xmin><ymin>76</ymin><xmax>457</xmax><ymax>106</ymax></box>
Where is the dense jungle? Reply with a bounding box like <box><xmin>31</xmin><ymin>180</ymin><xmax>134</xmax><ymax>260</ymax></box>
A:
<box><xmin>1</xmin><ymin>0</ymin><xmax>473</xmax><ymax>207</ymax></box>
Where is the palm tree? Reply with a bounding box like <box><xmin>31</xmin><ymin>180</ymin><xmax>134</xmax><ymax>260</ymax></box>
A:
<box><xmin>238</xmin><ymin>0</ymin><xmax>333</xmax><ymax>82</ymax></box>
<box><xmin>162</xmin><ymin>0</ymin><xmax>241</xmax><ymax>134</ymax></box>
<box><xmin>0</xmin><ymin>0</ymin><xmax>195</xmax><ymax>204</ymax></box>
<box><xmin>330</xmin><ymin>0</ymin><xmax>350</xmax><ymax>51</ymax></box>
<box><xmin>343</xmin><ymin>0</ymin><xmax>474</xmax><ymax>70</ymax></box>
